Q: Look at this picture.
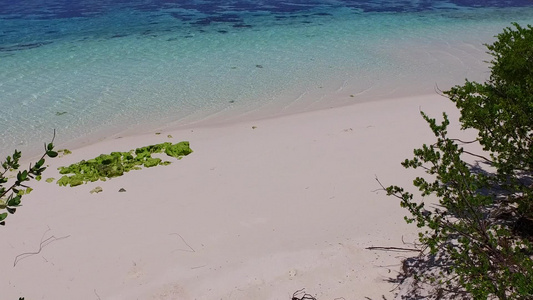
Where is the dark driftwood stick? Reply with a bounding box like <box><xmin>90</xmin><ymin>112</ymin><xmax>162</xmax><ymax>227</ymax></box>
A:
<box><xmin>365</xmin><ymin>246</ymin><xmax>420</xmax><ymax>252</ymax></box>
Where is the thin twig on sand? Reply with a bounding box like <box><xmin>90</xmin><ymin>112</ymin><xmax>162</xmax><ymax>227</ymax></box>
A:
<box><xmin>169</xmin><ymin>233</ymin><xmax>195</xmax><ymax>253</ymax></box>
<box><xmin>13</xmin><ymin>227</ymin><xmax>70</xmax><ymax>267</ymax></box>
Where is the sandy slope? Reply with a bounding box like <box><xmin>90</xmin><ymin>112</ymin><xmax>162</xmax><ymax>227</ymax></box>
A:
<box><xmin>0</xmin><ymin>94</ymin><xmax>461</xmax><ymax>300</ymax></box>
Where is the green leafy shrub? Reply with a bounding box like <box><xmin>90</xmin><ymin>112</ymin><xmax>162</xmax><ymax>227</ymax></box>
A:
<box><xmin>386</xmin><ymin>23</ymin><xmax>533</xmax><ymax>299</ymax></box>
<box><xmin>57</xmin><ymin>141</ymin><xmax>192</xmax><ymax>187</ymax></box>
<box><xmin>0</xmin><ymin>137</ymin><xmax>57</xmax><ymax>225</ymax></box>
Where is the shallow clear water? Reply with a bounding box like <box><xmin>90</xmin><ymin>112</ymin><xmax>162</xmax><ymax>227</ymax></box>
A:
<box><xmin>1</xmin><ymin>0</ymin><xmax>533</xmax><ymax>157</ymax></box>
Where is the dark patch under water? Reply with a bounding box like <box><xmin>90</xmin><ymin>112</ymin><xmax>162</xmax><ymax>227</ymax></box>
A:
<box><xmin>0</xmin><ymin>0</ymin><xmax>532</xmax><ymax>53</ymax></box>
<box><xmin>1</xmin><ymin>0</ymin><xmax>532</xmax><ymax>20</ymax></box>
<box><xmin>0</xmin><ymin>41</ymin><xmax>53</xmax><ymax>52</ymax></box>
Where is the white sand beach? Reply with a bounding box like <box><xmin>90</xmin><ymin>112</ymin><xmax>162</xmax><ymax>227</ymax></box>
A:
<box><xmin>0</xmin><ymin>93</ymin><xmax>469</xmax><ymax>299</ymax></box>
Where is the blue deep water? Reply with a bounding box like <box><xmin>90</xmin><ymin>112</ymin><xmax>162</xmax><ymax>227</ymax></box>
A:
<box><xmin>1</xmin><ymin>0</ymin><xmax>533</xmax><ymax>157</ymax></box>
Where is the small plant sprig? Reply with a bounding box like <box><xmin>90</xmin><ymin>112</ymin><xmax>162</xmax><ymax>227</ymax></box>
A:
<box><xmin>0</xmin><ymin>132</ymin><xmax>57</xmax><ymax>226</ymax></box>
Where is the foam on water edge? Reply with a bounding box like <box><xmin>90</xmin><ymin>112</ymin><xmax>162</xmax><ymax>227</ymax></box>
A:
<box><xmin>1</xmin><ymin>4</ymin><xmax>533</xmax><ymax>158</ymax></box>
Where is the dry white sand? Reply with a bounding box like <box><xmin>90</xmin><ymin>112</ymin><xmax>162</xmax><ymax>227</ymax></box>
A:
<box><xmin>0</xmin><ymin>94</ymin><xmax>462</xmax><ymax>299</ymax></box>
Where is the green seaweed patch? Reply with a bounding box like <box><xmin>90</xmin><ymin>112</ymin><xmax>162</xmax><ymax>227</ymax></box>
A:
<box><xmin>58</xmin><ymin>149</ymin><xmax>72</xmax><ymax>155</ymax></box>
<box><xmin>56</xmin><ymin>141</ymin><xmax>192</xmax><ymax>187</ymax></box>
<box><xmin>90</xmin><ymin>186</ymin><xmax>103</xmax><ymax>194</ymax></box>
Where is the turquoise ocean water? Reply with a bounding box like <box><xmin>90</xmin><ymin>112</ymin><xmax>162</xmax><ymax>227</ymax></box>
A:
<box><xmin>1</xmin><ymin>1</ymin><xmax>533</xmax><ymax>157</ymax></box>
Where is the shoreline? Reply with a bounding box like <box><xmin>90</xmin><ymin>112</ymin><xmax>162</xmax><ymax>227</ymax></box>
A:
<box><xmin>1</xmin><ymin>93</ymin><xmax>467</xmax><ymax>299</ymax></box>
<box><xmin>32</xmin><ymin>87</ymin><xmax>457</xmax><ymax>165</ymax></box>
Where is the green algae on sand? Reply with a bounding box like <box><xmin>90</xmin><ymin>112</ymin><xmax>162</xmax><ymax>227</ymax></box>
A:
<box><xmin>56</xmin><ymin>141</ymin><xmax>192</xmax><ymax>187</ymax></box>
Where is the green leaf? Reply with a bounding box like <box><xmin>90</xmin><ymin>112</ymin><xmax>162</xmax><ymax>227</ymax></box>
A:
<box><xmin>47</xmin><ymin>151</ymin><xmax>58</xmax><ymax>158</ymax></box>
<box><xmin>6</xmin><ymin>207</ymin><xmax>16</xmax><ymax>214</ymax></box>
<box><xmin>17</xmin><ymin>170</ymin><xmax>28</xmax><ymax>182</ymax></box>
<box><xmin>0</xmin><ymin>212</ymin><xmax>6</xmax><ymax>221</ymax></box>
<box><xmin>8</xmin><ymin>196</ymin><xmax>21</xmax><ymax>206</ymax></box>
<box><xmin>17</xmin><ymin>188</ymin><xmax>33</xmax><ymax>195</ymax></box>
<box><xmin>47</xmin><ymin>143</ymin><xmax>54</xmax><ymax>151</ymax></box>
<box><xmin>36</xmin><ymin>158</ymin><xmax>45</xmax><ymax>167</ymax></box>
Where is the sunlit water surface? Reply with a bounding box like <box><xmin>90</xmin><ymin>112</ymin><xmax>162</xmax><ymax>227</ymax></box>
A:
<box><xmin>1</xmin><ymin>0</ymin><xmax>533</xmax><ymax>157</ymax></box>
